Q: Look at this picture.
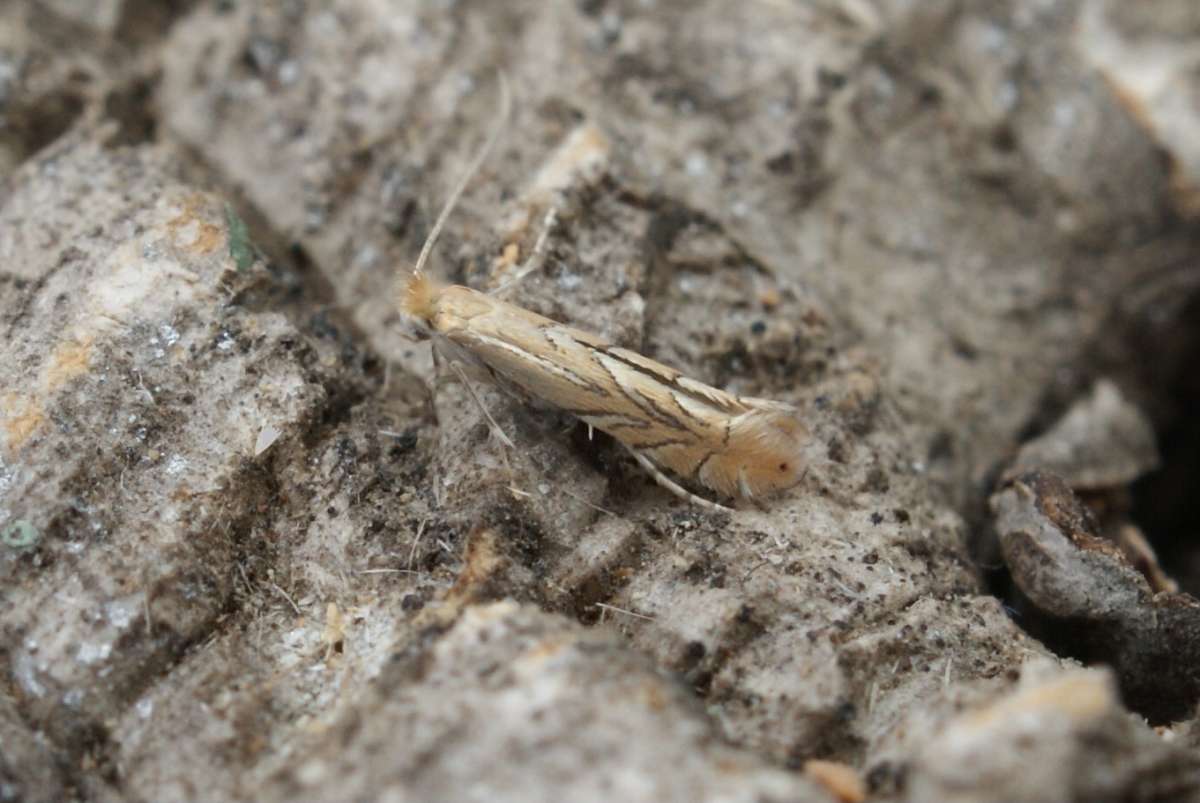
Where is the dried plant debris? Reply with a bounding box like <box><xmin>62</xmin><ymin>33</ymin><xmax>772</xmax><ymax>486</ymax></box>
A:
<box><xmin>902</xmin><ymin>664</ymin><xmax>1200</xmax><ymax>803</ymax></box>
<box><xmin>992</xmin><ymin>471</ymin><xmax>1200</xmax><ymax>723</ymax></box>
<box><xmin>804</xmin><ymin>759</ymin><xmax>867</xmax><ymax>803</ymax></box>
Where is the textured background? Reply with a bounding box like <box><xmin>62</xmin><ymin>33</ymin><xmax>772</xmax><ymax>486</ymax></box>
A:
<box><xmin>2</xmin><ymin>2</ymin><xmax>1200</xmax><ymax>801</ymax></box>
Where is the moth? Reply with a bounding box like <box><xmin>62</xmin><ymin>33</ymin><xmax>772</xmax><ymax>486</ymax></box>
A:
<box><xmin>399</xmin><ymin>79</ymin><xmax>807</xmax><ymax>511</ymax></box>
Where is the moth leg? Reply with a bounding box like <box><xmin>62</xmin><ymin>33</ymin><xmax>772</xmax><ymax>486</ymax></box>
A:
<box><xmin>428</xmin><ymin>340</ymin><xmax>452</xmax><ymax>396</ymax></box>
<box><xmin>449</xmin><ymin>361</ymin><xmax>516</xmax><ymax>450</ymax></box>
<box><xmin>628</xmin><ymin>448</ymin><xmax>733</xmax><ymax>513</ymax></box>
<box><xmin>446</xmin><ymin>361</ymin><xmax>533</xmax><ymax>499</ymax></box>
<box><xmin>493</xmin><ymin>206</ymin><xmax>558</xmax><ymax>297</ymax></box>
<box><xmin>736</xmin><ymin>467</ymin><xmax>771</xmax><ymax>512</ymax></box>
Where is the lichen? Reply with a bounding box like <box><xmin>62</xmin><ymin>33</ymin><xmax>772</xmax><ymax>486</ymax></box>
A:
<box><xmin>1</xmin><ymin>518</ymin><xmax>40</xmax><ymax>551</ymax></box>
<box><xmin>225</xmin><ymin>204</ymin><xmax>256</xmax><ymax>272</ymax></box>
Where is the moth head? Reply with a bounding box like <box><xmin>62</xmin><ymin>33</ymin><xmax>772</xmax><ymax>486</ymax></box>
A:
<box><xmin>400</xmin><ymin>271</ymin><xmax>441</xmax><ymax>325</ymax></box>
<box><xmin>700</xmin><ymin>406</ymin><xmax>807</xmax><ymax>500</ymax></box>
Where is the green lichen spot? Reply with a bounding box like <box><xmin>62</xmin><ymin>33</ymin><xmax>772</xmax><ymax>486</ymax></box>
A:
<box><xmin>2</xmin><ymin>519</ymin><xmax>40</xmax><ymax>550</ymax></box>
<box><xmin>225</xmin><ymin>204</ymin><xmax>255</xmax><ymax>272</ymax></box>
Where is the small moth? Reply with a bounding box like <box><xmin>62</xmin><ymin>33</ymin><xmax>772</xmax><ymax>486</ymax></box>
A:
<box><xmin>399</xmin><ymin>79</ymin><xmax>807</xmax><ymax>510</ymax></box>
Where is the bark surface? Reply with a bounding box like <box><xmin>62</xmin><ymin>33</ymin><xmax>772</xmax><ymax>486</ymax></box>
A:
<box><xmin>3</xmin><ymin>2</ymin><xmax>1200</xmax><ymax>801</ymax></box>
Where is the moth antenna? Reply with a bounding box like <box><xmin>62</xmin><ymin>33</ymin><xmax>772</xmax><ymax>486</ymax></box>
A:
<box><xmin>410</xmin><ymin>72</ymin><xmax>512</xmax><ymax>281</ymax></box>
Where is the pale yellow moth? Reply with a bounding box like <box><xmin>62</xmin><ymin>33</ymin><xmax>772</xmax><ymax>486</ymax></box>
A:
<box><xmin>399</xmin><ymin>78</ymin><xmax>807</xmax><ymax>511</ymax></box>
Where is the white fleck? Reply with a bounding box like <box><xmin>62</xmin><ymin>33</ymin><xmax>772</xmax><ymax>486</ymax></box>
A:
<box><xmin>310</xmin><ymin>10</ymin><xmax>340</xmax><ymax>36</ymax></box>
<box><xmin>297</xmin><ymin>759</ymin><xmax>328</xmax><ymax>785</ymax></box>
<box><xmin>874</xmin><ymin>71</ymin><xmax>896</xmax><ymax>99</ymax></box>
<box><xmin>63</xmin><ymin>688</ymin><xmax>84</xmax><ymax>707</ymax></box>
<box><xmin>685</xmin><ymin>152</ymin><xmax>708</xmax><ymax>177</ymax></box>
<box><xmin>267</xmin><ymin>118</ymin><xmax>289</xmax><ymax>146</ymax></box>
<box><xmin>255</xmin><ymin>425</ymin><xmax>282</xmax><ymax>457</ymax></box>
<box><xmin>354</xmin><ymin>244</ymin><xmax>379</xmax><ymax>269</ymax></box>
<box><xmin>89</xmin><ymin>239</ymin><xmax>200</xmax><ymax>323</ymax></box>
<box><xmin>165</xmin><ymin>454</ymin><xmax>188</xmax><ymax>476</ymax></box>
<box><xmin>78</xmin><ymin>640</ymin><xmax>112</xmax><ymax>665</ymax></box>
<box><xmin>128</xmin><ymin>413</ymin><xmax>137</xmax><ymax>423</ymax></box>
<box><xmin>216</xmin><ymin>331</ymin><xmax>236</xmax><ymax>351</ymax></box>
<box><xmin>278</xmin><ymin>59</ymin><xmax>299</xmax><ymax>85</ymax></box>
<box><xmin>158</xmin><ymin>324</ymin><xmax>180</xmax><ymax>346</ymax></box>
<box><xmin>538</xmin><ymin>483</ymin><xmax>551</xmax><ymax>495</ymax></box>
<box><xmin>305</xmin><ymin>206</ymin><xmax>326</xmax><ymax>230</ymax></box>
<box><xmin>0</xmin><ymin>458</ymin><xmax>15</xmax><ymax>494</ymax></box>
<box><xmin>601</xmin><ymin>11</ymin><xmax>622</xmax><ymax>37</ymax></box>
<box><xmin>283</xmin><ymin>627</ymin><xmax>310</xmax><ymax>651</ymax></box>
<box><xmin>997</xmin><ymin>81</ymin><xmax>1018</xmax><ymax>112</ymax></box>
<box><xmin>1055</xmin><ymin>209</ymin><xmax>1080</xmax><ymax>234</ymax></box>
<box><xmin>978</xmin><ymin>21</ymin><xmax>1008</xmax><ymax>52</ymax></box>
<box><xmin>730</xmin><ymin>199</ymin><xmax>749</xmax><ymax>218</ymax></box>
<box><xmin>1053</xmin><ymin>100</ymin><xmax>1078</xmax><ymax>128</ymax></box>
<box><xmin>556</xmin><ymin>273</ymin><xmax>582</xmax><ymax>290</ymax></box>
<box><xmin>0</xmin><ymin>59</ymin><xmax>16</xmax><ymax>100</ymax></box>
<box><xmin>106</xmin><ymin>597</ymin><xmax>141</xmax><ymax>628</ymax></box>
<box><xmin>136</xmin><ymin>697</ymin><xmax>155</xmax><ymax>719</ymax></box>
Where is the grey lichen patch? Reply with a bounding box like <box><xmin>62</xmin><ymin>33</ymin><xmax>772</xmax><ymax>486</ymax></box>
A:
<box><xmin>224</xmin><ymin>203</ymin><xmax>257</xmax><ymax>272</ymax></box>
<box><xmin>0</xmin><ymin>518</ymin><xmax>39</xmax><ymax>550</ymax></box>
